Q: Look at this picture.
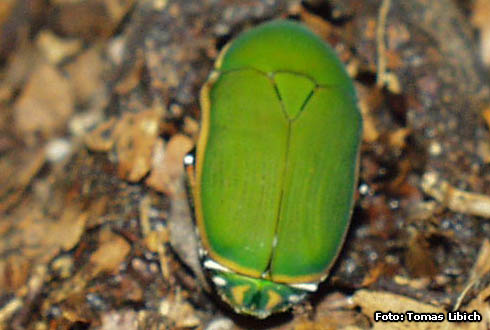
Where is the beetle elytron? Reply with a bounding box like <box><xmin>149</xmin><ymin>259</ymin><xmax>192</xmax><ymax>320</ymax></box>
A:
<box><xmin>184</xmin><ymin>19</ymin><xmax>362</xmax><ymax>318</ymax></box>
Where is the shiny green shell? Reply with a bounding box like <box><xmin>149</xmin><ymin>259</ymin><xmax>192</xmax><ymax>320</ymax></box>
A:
<box><xmin>187</xmin><ymin>19</ymin><xmax>362</xmax><ymax>318</ymax></box>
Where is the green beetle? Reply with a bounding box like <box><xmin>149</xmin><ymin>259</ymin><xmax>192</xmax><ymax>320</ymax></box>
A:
<box><xmin>184</xmin><ymin>19</ymin><xmax>362</xmax><ymax>318</ymax></box>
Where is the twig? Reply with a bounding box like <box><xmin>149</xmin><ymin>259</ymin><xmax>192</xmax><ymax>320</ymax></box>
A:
<box><xmin>376</xmin><ymin>0</ymin><xmax>391</xmax><ymax>88</ymax></box>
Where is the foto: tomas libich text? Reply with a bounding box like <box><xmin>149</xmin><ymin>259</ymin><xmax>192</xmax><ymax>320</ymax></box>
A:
<box><xmin>374</xmin><ymin>310</ymin><xmax>482</xmax><ymax>323</ymax></box>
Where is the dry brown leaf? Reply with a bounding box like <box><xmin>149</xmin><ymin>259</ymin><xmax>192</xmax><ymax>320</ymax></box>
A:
<box><xmin>472</xmin><ymin>239</ymin><xmax>490</xmax><ymax>279</ymax></box>
<box><xmin>465</xmin><ymin>286</ymin><xmax>490</xmax><ymax>329</ymax></box>
<box><xmin>85</xmin><ymin>196</ymin><xmax>110</xmax><ymax>229</ymax></box>
<box><xmin>35</xmin><ymin>30</ymin><xmax>82</xmax><ymax>64</ymax></box>
<box><xmin>65</xmin><ymin>46</ymin><xmax>107</xmax><ymax>104</ymax></box>
<box><xmin>454</xmin><ymin>239</ymin><xmax>490</xmax><ymax>311</ymax></box>
<box><xmin>104</xmin><ymin>0</ymin><xmax>136</xmax><ymax>31</ymax></box>
<box><xmin>0</xmin><ymin>0</ymin><xmax>15</xmax><ymax>27</ymax></box>
<box><xmin>0</xmin><ymin>43</ymin><xmax>42</xmax><ymax>103</ymax></box>
<box><xmin>477</xmin><ymin>139</ymin><xmax>490</xmax><ymax>164</ymax></box>
<box><xmin>0</xmin><ymin>147</ymin><xmax>45</xmax><ymax>212</ymax></box>
<box><xmin>14</xmin><ymin>63</ymin><xmax>75</xmax><ymax>139</ymax></box>
<box><xmin>296</xmin><ymin>312</ymin><xmax>366</xmax><ymax>330</ymax></box>
<box><xmin>114</xmin><ymin>109</ymin><xmax>162</xmax><ymax>182</ymax></box>
<box><xmin>393</xmin><ymin>276</ymin><xmax>431</xmax><ymax>290</ymax></box>
<box><xmin>85</xmin><ymin>105</ymin><xmax>165</xmax><ymax>182</ymax></box>
<box><xmin>356</xmin><ymin>84</ymin><xmax>381</xmax><ymax>142</ymax></box>
<box><xmin>405</xmin><ymin>228</ymin><xmax>437</xmax><ymax>278</ymax></box>
<box><xmin>0</xmin><ymin>202</ymin><xmax>86</xmax><ymax>298</ymax></box>
<box><xmin>159</xmin><ymin>293</ymin><xmax>201</xmax><ymax>328</ymax></box>
<box><xmin>290</xmin><ymin>320</ymin><xmax>328</xmax><ymax>330</ymax></box>
<box><xmin>0</xmin><ymin>0</ymin><xmax>24</xmax><ymax>61</ymax></box>
<box><xmin>0</xmin><ymin>256</ymin><xmax>31</xmax><ymax>291</ymax></box>
<box><xmin>302</xmin><ymin>292</ymin><xmax>370</xmax><ymax>330</ymax></box>
<box><xmin>20</xmin><ymin>206</ymin><xmax>87</xmax><ymax>256</ymax></box>
<box><xmin>47</xmin><ymin>208</ymin><xmax>88</xmax><ymax>252</ymax></box>
<box><xmin>51</xmin><ymin>1</ymin><xmax>112</xmax><ymax>40</ymax></box>
<box><xmin>300</xmin><ymin>5</ymin><xmax>334</xmax><ymax>40</ymax></box>
<box><xmin>361</xmin><ymin>262</ymin><xmax>387</xmax><ymax>287</ymax></box>
<box><xmin>388</xmin><ymin>128</ymin><xmax>411</xmax><ymax>149</ymax></box>
<box><xmin>472</xmin><ymin>0</ymin><xmax>490</xmax><ymax>66</ymax></box>
<box><xmin>146</xmin><ymin>134</ymin><xmax>193</xmax><ymax>195</ymax></box>
<box><xmin>114</xmin><ymin>50</ymin><xmax>144</xmax><ymax>95</ymax></box>
<box><xmin>482</xmin><ymin>107</ymin><xmax>490</xmax><ymax>129</ymax></box>
<box><xmin>204</xmin><ymin>318</ymin><xmax>235</xmax><ymax>330</ymax></box>
<box><xmin>99</xmin><ymin>310</ymin><xmax>139</xmax><ymax>330</ymax></box>
<box><xmin>479</xmin><ymin>108</ymin><xmax>490</xmax><ymax>162</ymax></box>
<box><xmin>51</xmin><ymin>255</ymin><xmax>74</xmax><ymax>279</ymax></box>
<box><xmin>90</xmin><ymin>229</ymin><xmax>130</xmax><ymax>275</ymax></box>
<box><xmin>51</xmin><ymin>0</ymin><xmax>135</xmax><ymax>40</ymax></box>
<box><xmin>84</xmin><ymin>117</ymin><xmax>117</xmax><ymax>152</ymax></box>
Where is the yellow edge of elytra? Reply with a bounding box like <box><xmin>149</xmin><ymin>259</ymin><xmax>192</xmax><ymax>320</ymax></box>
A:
<box><xmin>195</xmin><ymin>72</ymin><xmax>213</xmax><ymax>269</ymax></box>
<box><xmin>214</xmin><ymin>43</ymin><xmax>231</xmax><ymax>70</ymax></box>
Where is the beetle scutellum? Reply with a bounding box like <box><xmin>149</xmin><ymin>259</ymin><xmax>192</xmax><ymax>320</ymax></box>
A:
<box><xmin>184</xmin><ymin>19</ymin><xmax>362</xmax><ymax>318</ymax></box>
